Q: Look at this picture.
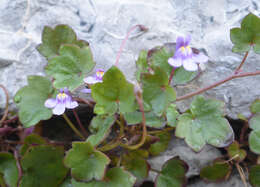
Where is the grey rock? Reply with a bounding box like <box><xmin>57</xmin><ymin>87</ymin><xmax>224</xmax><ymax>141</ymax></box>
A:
<box><xmin>147</xmin><ymin>137</ymin><xmax>222</xmax><ymax>181</ymax></box>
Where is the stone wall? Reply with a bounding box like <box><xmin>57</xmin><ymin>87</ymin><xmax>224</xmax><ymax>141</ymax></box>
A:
<box><xmin>0</xmin><ymin>1</ymin><xmax>260</xmax><ymax>186</ymax></box>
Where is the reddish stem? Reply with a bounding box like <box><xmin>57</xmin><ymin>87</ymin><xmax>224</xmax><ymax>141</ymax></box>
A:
<box><xmin>72</xmin><ymin>109</ymin><xmax>88</xmax><ymax>137</ymax></box>
<box><xmin>13</xmin><ymin>149</ymin><xmax>22</xmax><ymax>187</ymax></box>
<box><xmin>235</xmin><ymin>51</ymin><xmax>249</xmax><ymax>74</ymax></box>
<box><xmin>115</xmin><ymin>25</ymin><xmax>148</xmax><ymax>67</ymax></box>
<box><xmin>176</xmin><ymin>70</ymin><xmax>260</xmax><ymax>102</ymax></box>
<box><xmin>168</xmin><ymin>67</ymin><xmax>175</xmax><ymax>85</ymax></box>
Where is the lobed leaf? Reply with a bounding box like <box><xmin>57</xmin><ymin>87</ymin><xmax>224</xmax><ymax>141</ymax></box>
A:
<box><xmin>230</xmin><ymin>13</ymin><xmax>260</xmax><ymax>54</ymax></box>
<box><xmin>155</xmin><ymin>157</ymin><xmax>188</xmax><ymax>187</ymax></box>
<box><xmin>20</xmin><ymin>134</ymin><xmax>47</xmax><ymax>156</ymax></box>
<box><xmin>176</xmin><ymin>96</ymin><xmax>234</xmax><ymax>152</ymax></box>
<box><xmin>251</xmin><ymin>99</ymin><xmax>260</xmax><ymax>114</ymax></box>
<box><xmin>166</xmin><ymin>104</ymin><xmax>179</xmax><ymax>127</ymax></box>
<box><xmin>200</xmin><ymin>161</ymin><xmax>231</xmax><ymax>182</ymax></box>
<box><xmin>142</xmin><ymin>67</ymin><xmax>176</xmax><ymax>116</ymax></box>
<box><xmin>71</xmin><ymin>167</ymin><xmax>136</xmax><ymax>187</ymax></box>
<box><xmin>37</xmin><ymin>25</ymin><xmax>88</xmax><ymax>59</ymax></box>
<box><xmin>136</xmin><ymin>50</ymin><xmax>149</xmax><ymax>82</ymax></box>
<box><xmin>0</xmin><ymin>152</ymin><xmax>19</xmax><ymax>187</ymax></box>
<box><xmin>45</xmin><ymin>45</ymin><xmax>95</xmax><ymax>90</ymax></box>
<box><xmin>20</xmin><ymin>145</ymin><xmax>68</xmax><ymax>187</ymax></box>
<box><xmin>64</xmin><ymin>142</ymin><xmax>110</xmax><ymax>181</ymax></box>
<box><xmin>86</xmin><ymin>115</ymin><xmax>115</xmax><ymax>147</ymax></box>
<box><xmin>148</xmin><ymin>131</ymin><xmax>172</xmax><ymax>156</ymax></box>
<box><xmin>92</xmin><ymin>66</ymin><xmax>136</xmax><ymax>115</ymax></box>
<box><xmin>227</xmin><ymin>141</ymin><xmax>246</xmax><ymax>162</ymax></box>
<box><xmin>14</xmin><ymin>76</ymin><xmax>53</xmax><ymax>127</ymax></box>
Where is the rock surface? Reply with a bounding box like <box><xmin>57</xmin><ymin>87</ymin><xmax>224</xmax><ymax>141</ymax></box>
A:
<box><xmin>0</xmin><ymin>0</ymin><xmax>260</xmax><ymax>118</ymax></box>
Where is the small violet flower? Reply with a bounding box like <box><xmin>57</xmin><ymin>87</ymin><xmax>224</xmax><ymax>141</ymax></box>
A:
<box><xmin>44</xmin><ymin>88</ymin><xmax>78</xmax><ymax>115</ymax></box>
<box><xmin>168</xmin><ymin>35</ymin><xmax>208</xmax><ymax>71</ymax></box>
<box><xmin>81</xmin><ymin>69</ymin><xmax>105</xmax><ymax>93</ymax></box>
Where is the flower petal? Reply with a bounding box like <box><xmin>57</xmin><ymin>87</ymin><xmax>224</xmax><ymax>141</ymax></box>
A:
<box><xmin>168</xmin><ymin>57</ymin><xmax>182</xmax><ymax>67</ymax></box>
<box><xmin>193</xmin><ymin>53</ymin><xmax>208</xmax><ymax>64</ymax></box>
<box><xmin>44</xmin><ymin>98</ymin><xmax>57</xmax><ymax>108</ymax></box>
<box><xmin>81</xmin><ymin>88</ymin><xmax>92</xmax><ymax>93</ymax></box>
<box><xmin>184</xmin><ymin>35</ymin><xmax>191</xmax><ymax>46</ymax></box>
<box><xmin>84</xmin><ymin>76</ymin><xmax>99</xmax><ymax>84</ymax></box>
<box><xmin>176</xmin><ymin>36</ymin><xmax>185</xmax><ymax>50</ymax></box>
<box><xmin>52</xmin><ymin>103</ymin><xmax>66</xmax><ymax>115</ymax></box>
<box><xmin>183</xmin><ymin>59</ymin><xmax>198</xmax><ymax>71</ymax></box>
<box><xmin>65</xmin><ymin>97</ymin><xmax>79</xmax><ymax>109</ymax></box>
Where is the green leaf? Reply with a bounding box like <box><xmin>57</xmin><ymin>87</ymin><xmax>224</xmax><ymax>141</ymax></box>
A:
<box><xmin>20</xmin><ymin>134</ymin><xmax>47</xmax><ymax>156</ymax></box>
<box><xmin>37</xmin><ymin>25</ymin><xmax>88</xmax><ymax>59</ymax></box>
<box><xmin>71</xmin><ymin>167</ymin><xmax>136</xmax><ymax>187</ymax></box>
<box><xmin>142</xmin><ymin>67</ymin><xmax>176</xmax><ymax>116</ymax></box>
<box><xmin>122</xmin><ymin>153</ymin><xmax>149</xmax><ymax>182</ymax></box>
<box><xmin>92</xmin><ymin>66</ymin><xmax>136</xmax><ymax>115</ymax></box>
<box><xmin>45</xmin><ymin>45</ymin><xmax>95</xmax><ymax>90</ymax></box>
<box><xmin>136</xmin><ymin>50</ymin><xmax>148</xmax><ymax>82</ymax></box>
<box><xmin>251</xmin><ymin>99</ymin><xmax>260</xmax><ymax>114</ymax></box>
<box><xmin>166</xmin><ymin>104</ymin><xmax>179</xmax><ymax>127</ymax></box>
<box><xmin>14</xmin><ymin>76</ymin><xmax>53</xmax><ymax>127</ymax></box>
<box><xmin>172</xmin><ymin>66</ymin><xmax>197</xmax><ymax>85</ymax></box>
<box><xmin>227</xmin><ymin>141</ymin><xmax>246</xmax><ymax>162</ymax></box>
<box><xmin>155</xmin><ymin>157</ymin><xmax>188</xmax><ymax>187</ymax></box>
<box><xmin>249</xmin><ymin>165</ymin><xmax>260</xmax><ymax>187</ymax></box>
<box><xmin>20</xmin><ymin>145</ymin><xmax>68</xmax><ymax>187</ymax></box>
<box><xmin>176</xmin><ymin>96</ymin><xmax>234</xmax><ymax>152</ymax></box>
<box><xmin>86</xmin><ymin>115</ymin><xmax>115</xmax><ymax>147</ymax></box>
<box><xmin>200</xmin><ymin>161</ymin><xmax>231</xmax><ymax>182</ymax></box>
<box><xmin>249</xmin><ymin>130</ymin><xmax>260</xmax><ymax>154</ymax></box>
<box><xmin>0</xmin><ymin>152</ymin><xmax>19</xmax><ymax>187</ymax></box>
<box><xmin>124</xmin><ymin>111</ymin><xmax>165</xmax><ymax>128</ymax></box>
<box><xmin>230</xmin><ymin>13</ymin><xmax>260</xmax><ymax>54</ymax></box>
<box><xmin>64</xmin><ymin>142</ymin><xmax>110</xmax><ymax>181</ymax></box>
<box><xmin>250</xmin><ymin>115</ymin><xmax>260</xmax><ymax>131</ymax></box>
<box><xmin>148</xmin><ymin>47</ymin><xmax>173</xmax><ymax>76</ymax></box>
<box><xmin>148</xmin><ymin>131</ymin><xmax>172</xmax><ymax>156</ymax></box>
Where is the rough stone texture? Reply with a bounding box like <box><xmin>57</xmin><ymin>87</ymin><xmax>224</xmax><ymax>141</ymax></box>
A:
<box><xmin>147</xmin><ymin>137</ymin><xmax>222</xmax><ymax>181</ymax></box>
<box><xmin>0</xmin><ymin>0</ymin><xmax>260</xmax><ymax>118</ymax></box>
<box><xmin>0</xmin><ymin>1</ymin><xmax>259</xmax><ymax>185</ymax></box>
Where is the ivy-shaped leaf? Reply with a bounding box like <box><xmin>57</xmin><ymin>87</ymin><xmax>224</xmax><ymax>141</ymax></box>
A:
<box><xmin>155</xmin><ymin>157</ymin><xmax>188</xmax><ymax>187</ymax></box>
<box><xmin>230</xmin><ymin>13</ymin><xmax>260</xmax><ymax>54</ymax></box>
<box><xmin>92</xmin><ymin>66</ymin><xmax>136</xmax><ymax>115</ymax></box>
<box><xmin>227</xmin><ymin>141</ymin><xmax>246</xmax><ymax>162</ymax></box>
<box><xmin>166</xmin><ymin>104</ymin><xmax>179</xmax><ymax>127</ymax></box>
<box><xmin>136</xmin><ymin>50</ymin><xmax>148</xmax><ymax>82</ymax></box>
<box><xmin>20</xmin><ymin>134</ymin><xmax>47</xmax><ymax>156</ymax></box>
<box><xmin>71</xmin><ymin>167</ymin><xmax>136</xmax><ymax>187</ymax></box>
<box><xmin>148</xmin><ymin>131</ymin><xmax>172</xmax><ymax>156</ymax></box>
<box><xmin>122</xmin><ymin>152</ymin><xmax>149</xmax><ymax>182</ymax></box>
<box><xmin>45</xmin><ymin>45</ymin><xmax>95</xmax><ymax>90</ymax></box>
<box><xmin>20</xmin><ymin>145</ymin><xmax>68</xmax><ymax>187</ymax></box>
<box><xmin>14</xmin><ymin>76</ymin><xmax>53</xmax><ymax>127</ymax></box>
<box><xmin>86</xmin><ymin>115</ymin><xmax>115</xmax><ymax>147</ymax></box>
<box><xmin>249</xmin><ymin>165</ymin><xmax>260</xmax><ymax>187</ymax></box>
<box><xmin>172</xmin><ymin>66</ymin><xmax>197</xmax><ymax>85</ymax></box>
<box><xmin>64</xmin><ymin>142</ymin><xmax>110</xmax><ymax>181</ymax></box>
<box><xmin>175</xmin><ymin>96</ymin><xmax>234</xmax><ymax>152</ymax></box>
<box><xmin>249</xmin><ymin>130</ymin><xmax>260</xmax><ymax>154</ymax></box>
<box><xmin>0</xmin><ymin>153</ymin><xmax>19</xmax><ymax>187</ymax></box>
<box><xmin>200</xmin><ymin>161</ymin><xmax>231</xmax><ymax>182</ymax></box>
<box><xmin>124</xmin><ymin>111</ymin><xmax>165</xmax><ymax>128</ymax></box>
<box><xmin>142</xmin><ymin>67</ymin><xmax>176</xmax><ymax>116</ymax></box>
<box><xmin>249</xmin><ymin>100</ymin><xmax>260</xmax><ymax>154</ymax></box>
<box><xmin>37</xmin><ymin>25</ymin><xmax>88</xmax><ymax>59</ymax></box>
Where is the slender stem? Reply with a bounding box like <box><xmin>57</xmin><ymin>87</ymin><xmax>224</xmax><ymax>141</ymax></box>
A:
<box><xmin>98</xmin><ymin>140</ymin><xmax>121</xmax><ymax>152</ymax></box>
<box><xmin>148</xmin><ymin>127</ymin><xmax>174</xmax><ymax>135</ymax></box>
<box><xmin>2</xmin><ymin>115</ymin><xmax>18</xmax><ymax>125</ymax></box>
<box><xmin>119</xmin><ymin>114</ymin><xmax>125</xmax><ymax>137</ymax></box>
<box><xmin>168</xmin><ymin>67</ymin><xmax>175</xmax><ymax>85</ymax></box>
<box><xmin>119</xmin><ymin>91</ymin><xmax>147</xmax><ymax>150</ymax></box>
<box><xmin>236</xmin><ymin>163</ymin><xmax>248</xmax><ymax>187</ymax></box>
<box><xmin>13</xmin><ymin>149</ymin><xmax>22</xmax><ymax>187</ymax></box>
<box><xmin>176</xmin><ymin>70</ymin><xmax>260</xmax><ymax>102</ymax></box>
<box><xmin>72</xmin><ymin>109</ymin><xmax>88</xmax><ymax>137</ymax></box>
<box><xmin>115</xmin><ymin>25</ymin><xmax>148</xmax><ymax>67</ymax></box>
<box><xmin>235</xmin><ymin>51</ymin><xmax>249</xmax><ymax>74</ymax></box>
<box><xmin>62</xmin><ymin>114</ymin><xmax>85</xmax><ymax>140</ymax></box>
<box><xmin>0</xmin><ymin>85</ymin><xmax>9</xmax><ymax>126</ymax></box>
<box><xmin>74</xmin><ymin>97</ymin><xmax>94</xmax><ymax>107</ymax></box>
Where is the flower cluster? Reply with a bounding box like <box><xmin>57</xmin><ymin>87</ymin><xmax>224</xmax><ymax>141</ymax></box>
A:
<box><xmin>81</xmin><ymin>69</ymin><xmax>105</xmax><ymax>93</ymax></box>
<box><xmin>168</xmin><ymin>35</ymin><xmax>208</xmax><ymax>71</ymax></box>
<box><xmin>45</xmin><ymin>88</ymin><xmax>78</xmax><ymax>115</ymax></box>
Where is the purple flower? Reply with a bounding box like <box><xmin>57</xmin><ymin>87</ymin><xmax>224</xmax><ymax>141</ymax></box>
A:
<box><xmin>168</xmin><ymin>35</ymin><xmax>208</xmax><ymax>71</ymax></box>
<box><xmin>44</xmin><ymin>88</ymin><xmax>78</xmax><ymax>115</ymax></box>
<box><xmin>81</xmin><ymin>69</ymin><xmax>105</xmax><ymax>93</ymax></box>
